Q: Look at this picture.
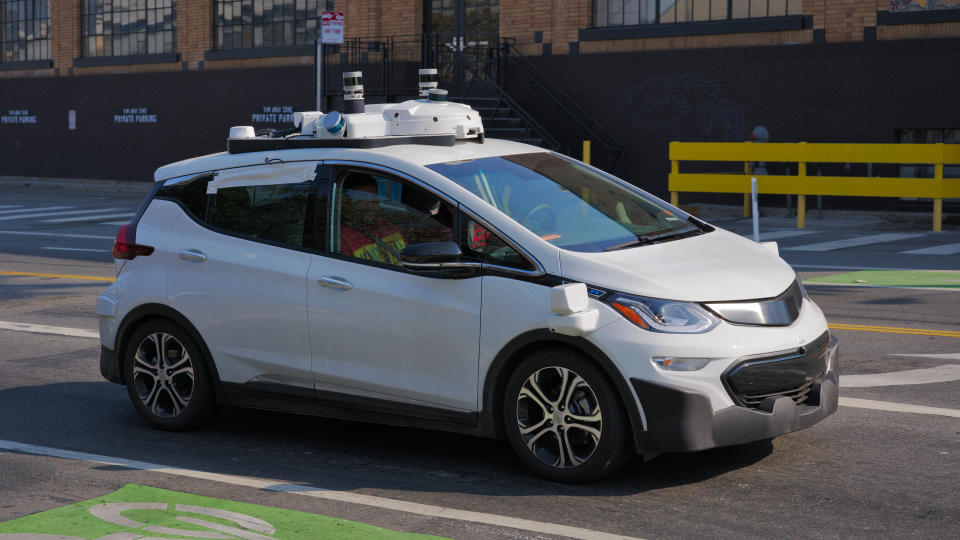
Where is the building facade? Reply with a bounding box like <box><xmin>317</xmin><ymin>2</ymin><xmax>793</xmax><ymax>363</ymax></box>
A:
<box><xmin>1</xmin><ymin>0</ymin><xmax>958</xmax><ymax>195</ymax></box>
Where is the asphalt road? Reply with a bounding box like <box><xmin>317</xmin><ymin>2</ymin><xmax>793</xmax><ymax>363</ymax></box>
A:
<box><xmin>1</xmin><ymin>186</ymin><xmax>958</xmax><ymax>539</ymax></box>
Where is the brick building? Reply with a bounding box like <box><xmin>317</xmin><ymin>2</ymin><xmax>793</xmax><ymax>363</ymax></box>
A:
<box><xmin>1</xmin><ymin>0</ymin><xmax>958</xmax><ymax>196</ymax></box>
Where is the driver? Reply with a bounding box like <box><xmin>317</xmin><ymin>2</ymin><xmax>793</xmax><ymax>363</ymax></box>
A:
<box><xmin>339</xmin><ymin>175</ymin><xmax>406</xmax><ymax>265</ymax></box>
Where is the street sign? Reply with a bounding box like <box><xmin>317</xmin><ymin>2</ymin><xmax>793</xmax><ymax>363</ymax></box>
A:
<box><xmin>321</xmin><ymin>11</ymin><xmax>344</xmax><ymax>44</ymax></box>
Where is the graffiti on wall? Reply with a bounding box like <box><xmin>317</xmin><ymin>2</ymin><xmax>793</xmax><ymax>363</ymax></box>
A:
<box><xmin>889</xmin><ymin>0</ymin><xmax>959</xmax><ymax>11</ymax></box>
<box><xmin>616</xmin><ymin>74</ymin><xmax>745</xmax><ymax>141</ymax></box>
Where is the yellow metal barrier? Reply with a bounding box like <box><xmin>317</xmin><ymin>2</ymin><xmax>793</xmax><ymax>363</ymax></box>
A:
<box><xmin>668</xmin><ymin>142</ymin><xmax>960</xmax><ymax>231</ymax></box>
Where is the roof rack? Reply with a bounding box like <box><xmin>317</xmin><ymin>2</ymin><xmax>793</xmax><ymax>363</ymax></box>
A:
<box><xmin>226</xmin><ymin>70</ymin><xmax>483</xmax><ymax>155</ymax></box>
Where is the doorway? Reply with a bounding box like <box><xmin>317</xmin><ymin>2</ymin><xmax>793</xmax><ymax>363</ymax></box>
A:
<box><xmin>424</xmin><ymin>0</ymin><xmax>500</xmax><ymax>94</ymax></box>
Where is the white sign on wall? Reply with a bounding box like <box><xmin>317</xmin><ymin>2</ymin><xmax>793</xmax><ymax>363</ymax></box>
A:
<box><xmin>321</xmin><ymin>11</ymin><xmax>344</xmax><ymax>44</ymax></box>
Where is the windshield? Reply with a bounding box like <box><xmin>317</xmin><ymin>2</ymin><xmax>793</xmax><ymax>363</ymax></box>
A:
<box><xmin>427</xmin><ymin>152</ymin><xmax>698</xmax><ymax>252</ymax></box>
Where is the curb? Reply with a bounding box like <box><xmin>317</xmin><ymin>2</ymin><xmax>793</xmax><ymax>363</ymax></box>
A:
<box><xmin>0</xmin><ymin>176</ymin><xmax>153</xmax><ymax>195</ymax></box>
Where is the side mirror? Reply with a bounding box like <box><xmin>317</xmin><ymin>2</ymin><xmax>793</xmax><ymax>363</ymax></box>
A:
<box><xmin>400</xmin><ymin>241</ymin><xmax>463</xmax><ymax>270</ymax></box>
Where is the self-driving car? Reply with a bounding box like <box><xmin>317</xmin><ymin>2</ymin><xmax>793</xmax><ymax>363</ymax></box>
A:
<box><xmin>98</xmin><ymin>76</ymin><xmax>838</xmax><ymax>483</ymax></box>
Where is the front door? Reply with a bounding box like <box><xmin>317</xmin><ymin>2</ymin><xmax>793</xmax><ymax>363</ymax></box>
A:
<box><xmin>426</xmin><ymin>0</ymin><xmax>500</xmax><ymax>94</ymax></box>
<box><xmin>306</xmin><ymin>164</ymin><xmax>482</xmax><ymax>411</ymax></box>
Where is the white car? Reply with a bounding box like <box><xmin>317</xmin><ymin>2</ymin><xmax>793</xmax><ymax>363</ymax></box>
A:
<box><xmin>98</xmin><ymin>91</ymin><xmax>838</xmax><ymax>483</ymax></box>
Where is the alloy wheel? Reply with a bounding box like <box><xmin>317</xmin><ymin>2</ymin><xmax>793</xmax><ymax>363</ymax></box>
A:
<box><xmin>132</xmin><ymin>332</ymin><xmax>195</xmax><ymax>418</ymax></box>
<box><xmin>515</xmin><ymin>366</ymin><xmax>603</xmax><ymax>468</ymax></box>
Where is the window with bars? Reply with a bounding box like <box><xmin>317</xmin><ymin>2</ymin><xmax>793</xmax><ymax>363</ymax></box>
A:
<box><xmin>214</xmin><ymin>0</ymin><xmax>325</xmax><ymax>50</ymax></box>
<box><xmin>594</xmin><ymin>0</ymin><xmax>802</xmax><ymax>26</ymax></box>
<box><xmin>81</xmin><ymin>0</ymin><xmax>177</xmax><ymax>57</ymax></box>
<box><xmin>1</xmin><ymin>0</ymin><xmax>50</xmax><ymax>63</ymax></box>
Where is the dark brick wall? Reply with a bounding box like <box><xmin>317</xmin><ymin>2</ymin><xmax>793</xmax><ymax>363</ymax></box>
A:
<box><xmin>0</xmin><ymin>67</ymin><xmax>315</xmax><ymax>181</ymax></box>
<box><xmin>520</xmin><ymin>37</ymin><xmax>960</xmax><ymax>197</ymax></box>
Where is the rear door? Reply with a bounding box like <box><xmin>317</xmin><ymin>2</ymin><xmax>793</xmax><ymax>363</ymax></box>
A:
<box><xmin>306</xmin><ymin>164</ymin><xmax>482</xmax><ymax>412</ymax></box>
<box><xmin>164</xmin><ymin>162</ymin><xmax>320</xmax><ymax>389</ymax></box>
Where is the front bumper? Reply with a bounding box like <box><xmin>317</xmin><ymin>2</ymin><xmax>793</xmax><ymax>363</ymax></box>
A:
<box><xmin>632</xmin><ymin>334</ymin><xmax>839</xmax><ymax>455</ymax></box>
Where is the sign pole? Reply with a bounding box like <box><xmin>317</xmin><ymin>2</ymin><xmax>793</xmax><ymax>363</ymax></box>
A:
<box><xmin>315</xmin><ymin>38</ymin><xmax>324</xmax><ymax>111</ymax></box>
<box><xmin>318</xmin><ymin>10</ymin><xmax>344</xmax><ymax>112</ymax></box>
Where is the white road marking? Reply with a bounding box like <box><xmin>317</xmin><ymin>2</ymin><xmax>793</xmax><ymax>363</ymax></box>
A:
<box><xmin>0</xmin><ymin>208</ymin><xmax>126</xmax><ymax>221</ymax></box>
<box><xmin>0</xmin><ymin>206</ymin><xmax>72</xmax><ymax>216</ymax></box>
<box><xmin>794</xmin><ymin>264</ymin><xmax>950</xmax><ymax>271</ymax></box>
<box><xmin>41</xmin><ymin>247</ymin><xmax>110</xmax><ymax>253</ymax></box>
<box><xmin>842</xmin><ymin>365</ymin><xmax>960</xmax><ymax>387</ymax></box>
<box><xmin>0</xmin><ymin>205</ymin><xmax>22</xmax><ymax>209</ymax></box>
<box><xmin>0</xmin><ymin>440</ymin><xmax>643</xmax><ymax>540</ymax></box>
<box><xmin>42</xmin><ymin>212</ymin><xmax>136</xmax><ymax>223</ymax></box>
<box><xmin>839</xmin><ymin>397</ymin><xmax>960</xmax><ymax>419</ymax></box>
<box><xmin>782</xmin><ymin>233</ymin><xmax>926</xmax><ymax>252</ymax></box>
<box><xmin>0</xmin><ymin>321</ymin><xmax>99</xmax><ymax>339</ymax></box>
<box><xmin>891</xmin><ymin>353</ymin><xmax>960</xmax><ymax>361</ymax></box>
<box><xmin>901</xmin><ymin>242</ymin><xmax>960</xmax><ymax>256</ymax></box>
<box><xmin>100</xmin><ymin>220</ymin><xmax>131</xmax><ymax>226</ymax></box>
<box><xmin>743</xmin><ymin>230</ymin><xmax>819</xmax><ymax>241</ymax></box>
<box><xmin>0</xmin><ymin>230</ymin><xmax>114</xmax><ymax>240</ymax></box>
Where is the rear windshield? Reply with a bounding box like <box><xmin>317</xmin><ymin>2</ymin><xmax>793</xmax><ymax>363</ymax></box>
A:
<box><xmin>427</xmin><ymin>152</ymin><xmax>698</xmax><ymax>252</ymax></box>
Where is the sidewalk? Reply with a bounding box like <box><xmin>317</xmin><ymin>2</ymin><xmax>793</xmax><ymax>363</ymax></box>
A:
<box><xmin>0</xmin><ymin>176</ymin><xmax>154</xmax><ymax>195</ymax></box>
<box><xmin>683</xmin><ymin>203</ymin><xmax>958</xmax><ymax>232</ymax></box>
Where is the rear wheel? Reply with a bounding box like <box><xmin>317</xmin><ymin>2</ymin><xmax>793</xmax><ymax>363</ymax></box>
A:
<box><xmin>124</xmin><ymin>319</ymin><xmax>215</xmax><ymax>430</ymax></box>
<box><xmin>503</xmin><ymin>348</ymin><xmax>631</xmax><ymax>483</ymax></box>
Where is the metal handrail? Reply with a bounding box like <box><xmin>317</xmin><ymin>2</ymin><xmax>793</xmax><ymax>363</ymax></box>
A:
<box><xmin>499</xmin><ymin>39</ymin><xmax>623</xmax><ymax>164</ymax></box>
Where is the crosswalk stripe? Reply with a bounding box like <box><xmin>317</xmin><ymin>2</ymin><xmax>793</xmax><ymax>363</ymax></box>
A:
<box><xmin>41</xmin><ymin>212</ymin><xmax>135</xmax><ymax>223</ymax></box>
<box><xmin>781</xmin><ymin>233</ymin><xmax>926</xmax><ymax>252</ymax></box>
<box><xmin>0</xmin><ymin>207</ymin><xmax>126</xmax><ymax>221</ymax></box>
<box><xmin>100</xmin><ymin>220</ymin><xmax>131</xmax><ymax>226</ymax></box>
<box><xmin>0</xmin><ymin>205</ymin><xmax>72</xmax><ymax>216</ymax></box>
<box><xmin>901</xmin><ymin>242</ymin><xmax>960</xmax><ymax>256</ymax></box>
<box><xmin>0</xmin><ymin>205</ymin><xmax>23</xmax><ymax>209</ymax></box>
<box><xmin>752</xmin><ymin>230</ymin><xmax>819</xmax><ymax>241</ymax></box>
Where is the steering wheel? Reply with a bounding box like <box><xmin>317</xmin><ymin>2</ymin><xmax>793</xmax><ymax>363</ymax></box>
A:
<box><xmin>521</xmin><ymin>204</ymin><xmax>559</xmax><ymax>231</ymax></box>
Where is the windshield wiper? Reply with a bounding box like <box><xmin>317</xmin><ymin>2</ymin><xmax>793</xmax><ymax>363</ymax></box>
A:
<box><xmin>604</xmin><ymin>236</ymin><xmax>654</xmax><ymax>252</ymax></box>
<box><xmin>603</xmin><ymin>226</ymin><xmax>702</xmax><ymax>252</ymax></box>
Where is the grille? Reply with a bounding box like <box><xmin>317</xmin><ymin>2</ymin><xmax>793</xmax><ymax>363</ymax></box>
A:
<box><xmin>723</xmin><ymin>332</ymin><xmax>829</xmax><ymax>410</ymax></box>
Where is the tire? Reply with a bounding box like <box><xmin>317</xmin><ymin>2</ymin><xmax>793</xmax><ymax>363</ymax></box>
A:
<box><xmin>123</xmin><ymin>319</ymin><xmax>216</xmax><ymax>430</ymax></box>
<box><xmin>502</xmin><ymin>347</ymin><xmax>632</xmax><ymax>483</ymax></box>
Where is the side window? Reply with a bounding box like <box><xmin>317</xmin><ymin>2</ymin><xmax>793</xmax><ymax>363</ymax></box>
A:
<box><xmin>207</xmin><ymin>181</ymin><xmax>316</xmax><ymax>248</ymax></box>
<box><xmin>156</xmin><ymin>173</ymin><xmax>212</xmax><ymax>219</ymax></box>
<box><xmin>336</xmin><ymin>170</ymin><xmax>454</xmax><ymax>266</ymax></box>
<box><xmin>461</xmin><ymin>217</ymin><xmax>535</xmax><ymax>271</ymax></box>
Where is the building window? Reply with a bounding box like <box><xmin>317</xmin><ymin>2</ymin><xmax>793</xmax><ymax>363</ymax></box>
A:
<box><xmin>889</xmin><ymin>0</ymin><xmax>959</xmax><ymax>11</ymax></box>
<box><xmin>82</xmin><ymin>0</ymin><xmax>177</xmax><ymax>58</ymax></box>
<box><xmin>214</xmin><ymin>0</ymin><xmax>324</xmax><ymax>50</ymax></box>
<box><xmin>594</xmin><ymin>0</ymin><xmax>801</xmax><ymax>26</ymax></box>
<box><xmin>1</xmin><ymin>0</ymin><xmax>50</xmax><ymax>62</ymax></box>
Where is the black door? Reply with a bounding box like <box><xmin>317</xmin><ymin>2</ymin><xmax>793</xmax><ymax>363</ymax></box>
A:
<box><xmin>425</xmin><ymin>0</ymin><xmax>499</xmax><ymax>95</ymax></box>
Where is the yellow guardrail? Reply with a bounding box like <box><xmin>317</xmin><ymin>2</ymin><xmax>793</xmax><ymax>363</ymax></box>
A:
<box><xmin>668</xmin><ymin>142</ymin><xmax>960</xmax><ymax>231</ymax></box>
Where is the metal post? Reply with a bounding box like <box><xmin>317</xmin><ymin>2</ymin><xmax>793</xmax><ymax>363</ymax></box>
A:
<box><xmin>315</xmin><ymin>39</ymin><xmax>325</xmax><ymax>111</ymax></box>
<box><xmin>934</xmin><ymin>145</ymin><xmax>944</xmax><ymax>232</ymax></box>
<box><xmin>798</xmin><ymin>152</ymin><xmax>807</xmax><ymax>229</ymax></box>
<box><xmin>751</xmin><ymin>177</ymin><xmax>760</xmax><ymax>243</ymax></box>
<box><xmin>583</xmin><ymin>140</ymin><xmax>591</xmax><ymax>165</ymax></box>
<box><xmin>670</xmin><ymin>157</ymin><xmax>679</xmax><ymax>207</ymax></box>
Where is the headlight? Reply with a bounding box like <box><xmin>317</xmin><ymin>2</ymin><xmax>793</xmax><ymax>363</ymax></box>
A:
<box><xmin>607</xmin><ymin>294</ymin><xmax>718</xmax><ymax>334</ymax></box>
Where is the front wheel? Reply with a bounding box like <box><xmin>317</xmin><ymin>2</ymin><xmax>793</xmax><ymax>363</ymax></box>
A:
<box><xmin>124</xmin><ymin>319</ymin><xmax>215</xmax><ymax>430</ymax></box>
<box><xmin>503</xmin><ymin>348</ymin><xmax>632</xmax><ymax>483</ymax></box>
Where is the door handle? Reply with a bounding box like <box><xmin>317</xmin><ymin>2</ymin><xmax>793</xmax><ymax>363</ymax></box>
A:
<box><xmin>318</xmin><ymin>276</ymin><xmax>352</xmax><ymax>290</ymax></box>
<box><xmin>178</xmin><ymin>249</ymin><xmax>207</xmax><ymax>262</ymax></box>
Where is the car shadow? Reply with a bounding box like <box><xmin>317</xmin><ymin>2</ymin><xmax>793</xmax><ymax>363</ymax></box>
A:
<box><xmin>0</xmin><ymin>381</ymin><xmax>772</xmax><ymax>497</ymax></box>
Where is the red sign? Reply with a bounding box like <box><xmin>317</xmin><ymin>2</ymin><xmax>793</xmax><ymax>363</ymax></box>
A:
<box><xmin>320</xmin><ymin>11</ymin><xmax>344</xmax><ymax>45</ymax></box>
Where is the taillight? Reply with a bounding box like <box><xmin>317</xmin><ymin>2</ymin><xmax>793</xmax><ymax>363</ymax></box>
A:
<box><xmin>112</xmin><ymin>224</ymin><xmax>154</xmax><ymax>260</ymax></box>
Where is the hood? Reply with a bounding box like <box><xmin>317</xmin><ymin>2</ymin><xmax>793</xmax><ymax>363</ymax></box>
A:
<box><xmin>558</xmin><ymin>229</ymin><xmax>795</xmax><ymax>302</ymax></box>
